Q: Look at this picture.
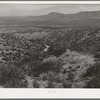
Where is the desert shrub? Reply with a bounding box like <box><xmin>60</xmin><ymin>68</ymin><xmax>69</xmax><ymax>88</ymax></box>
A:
<box><xmin>82</xmin><ymin>63</ymin><xmax>100</xmax><ymax>88</ymax></box>
<box><xmin>47</xmin><ymin>82</ymin><xmax>55</xmax><ymax>88</ymax></box>
<box><xmin>39</xmin><ymin>71</ymin><xmax>60</xmax><ymax>82</ymax></box>
<box><xmin>33</xmin><ymin>79</ymin><xmax>39</xmax><ymax>88</ymax></box>
<box><xmin>34</xmin><ymin>61</ymin><xmax>61</xmax><ymax>76</ymax></box>
<box><xmin>0</xmin><ymin>63</ymin><xmax>25</xmax><ymax>88</ymax></box>
<box><xmin>25</xmin><ymin>61</ymin><xmax>41</xmax><ymax>76</ymax></box>
<box><xmin>83</xmin><ymin>63</ymin><xmax>100</xmax><ymax>77</ymax></box>
<box><xmin>59</xmin><ymin>73</ymin><xmax>73</xmax><ymax>88</ymax></box>
<box><xmin>39</xmin><ymin>71</ymin><xmax>72</xmax><ymax>88</ymax></box>
<box><xmin>38</xmin><ymin>71</ymin><xmax>61</xmax><ymax>88</ymax></box>
<box><xmin>48</xmin><ymin>45</ymin><xmax>66</xmax><ymax>57</ymax></box>
<box><xmin>3</xmin><ymin>79</ymin><xmax>27</xmax><ymax>88</ymax></box>
<box><xmin>94</xmin><ymin>52</ymin><xmax>100</xmax><ymax>58</ymax></box>
<box><xmin>62</xmin><ymin>81</ymin><xmax>72</xmax><ymax>88</ymax></box>
<box><xmin>85</xmin><ymin>76</ymin><xmax>100</xmax><ymax>88</ymax></box>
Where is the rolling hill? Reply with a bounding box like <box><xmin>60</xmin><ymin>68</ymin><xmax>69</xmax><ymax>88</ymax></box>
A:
<box><xmin>1</xmin><ymin>10</ymin><xmax>100</xmax><ymax>27</ymax></box>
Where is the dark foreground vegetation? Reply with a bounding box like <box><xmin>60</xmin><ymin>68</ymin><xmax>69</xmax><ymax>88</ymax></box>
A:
<box><xmin>0</xmin><ymin>24</ymin><xmax>100</xmax><ymax>88</ymax></box>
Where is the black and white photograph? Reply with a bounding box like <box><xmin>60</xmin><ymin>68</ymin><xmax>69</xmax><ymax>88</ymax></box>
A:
<box><xmin>0</xmin><ymin>2</ymin><xmax>100</xmax><ymax>88</ymax></box>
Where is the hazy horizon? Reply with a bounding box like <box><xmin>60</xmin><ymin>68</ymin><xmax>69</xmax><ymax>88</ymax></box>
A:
<box><xmin>0</xmin><ymin>4</ymin><xmax>100</xmax><ymax>16</ymax></box>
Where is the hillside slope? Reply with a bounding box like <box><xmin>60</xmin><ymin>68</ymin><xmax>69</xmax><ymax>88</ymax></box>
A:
<box><xmin>2</xmin><ymin>11</ymin><xmax>100</xmax><ymax>27</ymax></box>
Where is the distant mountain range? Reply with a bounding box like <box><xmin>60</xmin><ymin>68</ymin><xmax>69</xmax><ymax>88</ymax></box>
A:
<box><xmin>1</xmin><ymin>10</ymin><xmax>100</xmax><ymax>27</ymax></box>
<box><xmin>38</xmin><ymin>10</ymin><xmax>100</xmax><ymax>19</ymax></box>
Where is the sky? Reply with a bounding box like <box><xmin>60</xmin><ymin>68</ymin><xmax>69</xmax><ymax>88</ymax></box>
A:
<box><xmin>0</xmin><ymin>4</ymin><xmax>100</xmax><ymax>16</ymax></box>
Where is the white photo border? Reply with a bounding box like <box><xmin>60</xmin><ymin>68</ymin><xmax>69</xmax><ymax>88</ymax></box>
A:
<box><xmin>0</xmin><ymin>1</ymin><xmax>99</xmax><ymax>99</ymax></box>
